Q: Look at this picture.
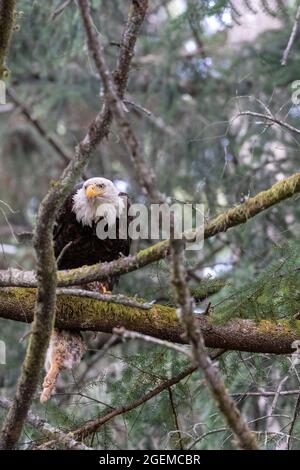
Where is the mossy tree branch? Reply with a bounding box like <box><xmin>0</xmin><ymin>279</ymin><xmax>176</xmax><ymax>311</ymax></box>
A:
<box><xmin>0</xmin><ymin>0</ymin><xmax>16</xmax><ymax>80</ymax></box>
<box><xmin>0</xmin><ymin>172</ymin><xmax>300</xmax><ymax>289</ymax></box>
<box><xmin>0</xmin><ymin>0</ymin><xmax>149</xmax><ymax>450</ymax></box>
<box><xmin>0</xmin><ymin>287</ymin><xmax>299</xmax><ymax>355</ymax></box>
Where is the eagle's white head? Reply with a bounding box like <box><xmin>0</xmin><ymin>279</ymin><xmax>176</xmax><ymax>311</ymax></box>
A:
<box><xmin>72</xmin><ymin>177</ymin><xmax>125</xmax><ymax>227</ymax></box>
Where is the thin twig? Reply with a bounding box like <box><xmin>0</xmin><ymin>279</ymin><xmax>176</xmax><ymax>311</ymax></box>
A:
<box><xmin>56</xmin><ymin>241</ymin><xmax>73</xmax><ymax>267</ymax></box>
<box><xmin>237</xmin><ymin>111</ymin><xmax>300</xmax><ymax>136</ymax></box>
<box><xmin>51</xmin><ymin>0</ymin><xmax>72</xmax><ymax>21</ymax></box>
<box><xmin>123</xmin><ymin>98</ymin><xmax>152</xmax><ymax>116</ymax></box>
<box><xmin>269</xmin><ymin>375</ymin><xmax>289</xmax><ymax>417</ymax></box>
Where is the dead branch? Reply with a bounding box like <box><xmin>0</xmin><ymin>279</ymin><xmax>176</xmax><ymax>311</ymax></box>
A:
<box><xmin>113</xmin><ymin>326</ymin><xmax>192</xmax><ymax>358</ymax></box>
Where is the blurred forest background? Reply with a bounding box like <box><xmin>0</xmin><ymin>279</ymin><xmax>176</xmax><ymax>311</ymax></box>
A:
<box><xmin>1</xmin><ymin>0</ymin><xmax>300</xmax><ymax>450</ymax></box>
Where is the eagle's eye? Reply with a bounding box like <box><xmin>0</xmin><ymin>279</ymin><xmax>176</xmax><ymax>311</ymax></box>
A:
<box><xmin>97</xmin><ymin>183</ymin><xmax>105</xmax><ymax>189</ymax></box>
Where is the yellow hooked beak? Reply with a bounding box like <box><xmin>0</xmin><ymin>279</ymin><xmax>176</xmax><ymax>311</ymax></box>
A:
<box><xmin>85</xmin><ymin>184</ymin><xmax>104</xmax><ymax>199</ymax></box>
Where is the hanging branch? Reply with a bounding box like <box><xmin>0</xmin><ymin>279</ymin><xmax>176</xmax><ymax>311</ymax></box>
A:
<box><xmin>170</xmin><ymin>237</ymin><xmax>259</xmax><ymax>450</ymax></box>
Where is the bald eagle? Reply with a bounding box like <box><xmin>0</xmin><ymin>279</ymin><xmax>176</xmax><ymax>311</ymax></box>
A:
<box><xmin>40</xmin><ymin>177</ymin><xmax>131</xmax><ymax>402</ymax></box>
<box><xmin>54</xmin><ymin>177</ymin><xmax>131</xmax><ymax>285</ymax></box>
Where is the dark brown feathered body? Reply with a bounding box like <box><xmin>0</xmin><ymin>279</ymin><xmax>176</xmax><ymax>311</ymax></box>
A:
<box><xmin>41</xmin><ymin>180</ymin><xmax>132</xmax><ymax>402</ymax></box>
<box><xmin>53</xmin><ymin>182</ymin><xmax>131</xmax><ymax>289</ymax></box>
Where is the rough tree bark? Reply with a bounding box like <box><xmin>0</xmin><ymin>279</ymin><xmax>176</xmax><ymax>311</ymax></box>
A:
<box><xmin>0</xmin><ymin>287</ymin><xmax>299</xmax><ymax>355</ymax></box>
<box><xmin>0</xmin><ymin>0</ymin><xmax>149</xmax><ymax>450</ymax></box>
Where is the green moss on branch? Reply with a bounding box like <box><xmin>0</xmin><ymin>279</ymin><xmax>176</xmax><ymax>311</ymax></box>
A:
<box><xmin>1</xmin><ymin>287</ymin><xmax>299</xmax><ymax>355</ymax></box>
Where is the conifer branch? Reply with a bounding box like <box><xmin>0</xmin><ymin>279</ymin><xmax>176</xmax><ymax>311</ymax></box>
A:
<box><xmin>0</xmin><ymin>397</ymin><xmax>92</xmax><ymax>450</ymax></box>
<box><xmin>69</xmin><ymin>350</ymin><xmax>224</xmax><ymax>441</ymax></box>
